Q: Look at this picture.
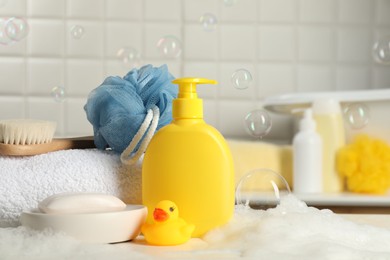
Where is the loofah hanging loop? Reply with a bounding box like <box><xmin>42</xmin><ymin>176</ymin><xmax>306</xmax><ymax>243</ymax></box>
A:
<box><xmin>84</xmin><ymin>64</ymin><xmax>177</xmax><ymax>156</ymax></box>
<box><xmin>120</xmin><ymin>105</ymin><xmax>160</xmax><ymax>165</ymax></box>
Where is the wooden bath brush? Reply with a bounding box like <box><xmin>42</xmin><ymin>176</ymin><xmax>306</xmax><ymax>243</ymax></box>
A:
<box><xmin>0</xmin><ymin>119</ymin><xmax>95</xmax><ymax>156</ymax></box>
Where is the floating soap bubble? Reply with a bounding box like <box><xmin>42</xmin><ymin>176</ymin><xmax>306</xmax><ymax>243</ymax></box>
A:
<box><xmin>116</xmin><ymin>47</ymin><xmax>141</xmax><ymax>68</ymax></box>
<box><xmin>51</xmin><ymin>86</ymin><xmax>66</xmax><ymax>102</ymax></box>
<box><xmin>344</xmin><ymin>103</ymin><xmax>370</xmax><ymax>129</ymax></box>
<box><xmin>1</xmin><ymin>17</ymin><xmax>29</xmax><ymax>44</ymax></box>
<box><xmin>156</xmin><ymin>35</ymin><xmax>182</xmax><ymax>58</ymax></box>
<box><xmin>244</xmin><ymin>109</ymin><xmax>272</xmax><ymax>139</ymax></box>
<box><xmin>373</xmin><ymin>36</ymin><xmax>390</xmax><ymax>65</ymax></box>
<box><xmin>231</xmin><ymin>69</ymin><xmax>252</xmax><ymax>90</ymax></box>
<box><xmin>236</xmin><ymin>168</ymin><xmax>291</xmax><ymax>210</ymax></box>
<box><xmin>199</xmin><ymin>13</ymin><xmax>218</xmax><ymax>32</ymax></box>
<box><xmin>224</xmin><ymin>0</ymin><xmax>238</xmax><ymax>7</ymax></box>
<box><xmin>0</xmin><ymin>18</ymin><xmax>12</xmax><ymax>45</ymax></box>
<box><xmin>70</xmin><ymin>25</ymin><xmax>84</xmax><ymax>39</ymax></box>
<box><xmin>5</xmin><ymin>17</ymin><xmax>29</xmax><ymax>41</ymax></box>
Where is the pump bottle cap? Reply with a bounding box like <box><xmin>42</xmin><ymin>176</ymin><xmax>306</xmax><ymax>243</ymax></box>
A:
<box><xmin>172</xmin><ymin>78</ymin><xmax>217</xmax><ymax>119</ymax></box>
<box><xmin>300</xmin><ymin>109</ymin><xmax>316</xmax><ymax>131</ymax></box>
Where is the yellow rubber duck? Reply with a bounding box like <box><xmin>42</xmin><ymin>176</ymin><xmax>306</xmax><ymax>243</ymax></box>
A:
<box><xmin>141</xmin><ymin>200</ymin><xmax>195</xmax><ymax>246</ymax></box>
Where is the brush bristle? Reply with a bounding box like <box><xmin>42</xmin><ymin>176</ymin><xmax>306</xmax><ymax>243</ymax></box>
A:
<box><xmin>0</xmin><ymin>119</ymin><xmax>57</xmax><ymax>145</ymax></box>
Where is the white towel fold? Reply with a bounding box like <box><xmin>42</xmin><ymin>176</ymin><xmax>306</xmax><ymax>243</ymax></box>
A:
<box><xmin>0</xmin><ymin>149</ymin><xmax>142</xmax><ymax>227</ymax></box>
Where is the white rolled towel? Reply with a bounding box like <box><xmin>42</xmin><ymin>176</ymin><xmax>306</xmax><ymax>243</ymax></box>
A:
<box><xmin>0</xmin><ymin>149</ymin><xmax>142</xmax><ymax>227</ymax></box>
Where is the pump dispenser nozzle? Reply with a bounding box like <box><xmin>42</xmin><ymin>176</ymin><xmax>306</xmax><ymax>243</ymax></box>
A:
<box><xmin>300</xmin><ymin>109</ymin><xmax>316</xmax><ymax>131</ymax></box>
<box><xmin>172</xmin><ymin>78</ymin><xmax>217</xmax><ymax>119</ymax></box>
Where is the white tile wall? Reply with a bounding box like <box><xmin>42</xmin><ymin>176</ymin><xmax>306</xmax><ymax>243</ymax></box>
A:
<box><xmin>336</xmin><ymin>66</ymin><xmax>369</xmax><ymax>90</ymax></box>
<box><xmin>66</xmin><ymin>21</ymin><xmax>103</xmax><ymax>57</ymax></box>
<box><xmin>184</xmin><ymin>24</ymin><xmax>218</xmax><ymax>60</ymax></box>
<box><xmin>298</xmin><ymin>26</ymin><xmax>334</xmax><ymax>61</ymax></box>
<box><xmin>299</xmin><ymin>0</ymin><xmax>336</xmax><ymax>23</ymax></box>
<box><xmin>144</xmin><ymin>0</ymin><xmax>181</xmax><ymax>21</ymax></box>
<box><xmin>0</xmin><ymin>57</ymin><xmax>25</xmax><ymax>94</ymax></box>
<box><xmin>0</xmin><ymin>0</ymin><xmax>389</xmax><ymax>142</ymax></box>
<box><xmin>259</xmin><ymin>0</ymin><xmax>296</xmax><ymax>22</ymax></box>
<box><xmin>258</xmin><ymin>64</ymin><xmax>295</xmax><ymax>96</ymax></box>
<box><xmin>338</xmin><ymin>0</ymin><xmax>371</xmax><ymax>24</ymax></box>
<box><xmin>28</xmin><ymin>19</ymin><xmax>64</xmax><ymax>56</ymax></box>
<box><xmin>219</xmin><ymin>100</ymin><xmax>256</xmax><ymax>137</ymax></box>
<box><xmin>28</xmin><ymin>0</ymin><xmax>65</xmax><ymax>18</ymax></box>
<box><xmin>144</xmin><ymin>23</ymin><xmax>180</xmax><ymax>59</ymax></box>
<box><xmin>105</xmin><ymin>0</ymin><xmax>142</xmax><ymax>21</ymax></box>
<box><xmin>66</xmin><ymin>59</ymin><xmax>103</xmax><ymax>95</ymax></box>
<box><xmin>67</xmin><ymin>0</ymin><xmax>104</xmax><ymax>19</ymax></box>
<box><xmin>27</xmin><ymin>58</ymin><xmax>64</xmax><ymax>94</ymax></box>
<box><xmin>376</xmin><ymin>0</ymin><xmax>390</xmax><ymax>25</ymax></box>
<box><xmin>220</xmin><ymin>25</ymin><xmax>257</xmax><ymax>61</ymax></box>
<box><xmin>220</xmin><ymin>0</ymin><xmax>257</xmax><ymax>22</ymax></box>
<box><xmin>26</xmin><ymin>97</ymin><xmax>64</xmax><ymax>131</ymax></box>
<box><xmin>337</xmin><ymin>28</ymin><xmax>371</xmax><ymax>62</ymax></box>
<box><xmin>0</xmin><ymin>97</ymin><xmax>25</xmax><ymax>119</ymax></box>
<box><xmin>297</xmin><ymin>65</ymin><xmax>334</xmax><ymax>92</ymax></box>
<box><xmin>258</xmin><ymin>25</ymin><xmax>295</xmax><ymax>61</ymax></box>
<box><xmin>105</xmin><ymin>22</ymin><xmax>142</xmax><ymax>57</ymax></box>
<box><xmin>184</xmin><ymin>0</ymin><xmax>219</xmax><ymax>22</ymax></box>
<box><xmin>0</xmin><ymin>0</ymin><xmax>26</xmax><ymax>17</ymax></box>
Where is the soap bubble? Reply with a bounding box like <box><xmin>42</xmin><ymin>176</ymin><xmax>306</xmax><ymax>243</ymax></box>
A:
<box><xmin>0</xmin><ymin>17</ymin><xmax>29</xmax><ymax>45</ymax></box>
<box><xmin>236</xmin><ymin>168</ymin><xmax>291</xmax><ymax>210</ymax></box>
<box><xmin>0</xmin><ymin>18</ymin><xmax>13</xmax><ymax>45</ymax></box>
<box><xmin>199</xmin><ymin>13</ymin><xmax>218</xmax><ymax>32</ymax></box>
<box><xmin>344</xmin><ymin>103</ymin><xmax>370</xmax><ymax>129</ymax></box>
<box><xmin>5</xmin><ymin>17</ymin><xmax>29</xmax><ymax>41</ymax></box>
<box><xmin>244</xmin><ymin>109</ymin><xmax>272</xmax><ymax>139</ymax></box>
<box><xmin>157</xmin><ymin>35</ymin><xmax>182</xmax><ymax>58</ymax></box>
<box><xmin>51</xmin><ymin>86</ymin><xmax>66</xmax><ymax>102</ymax></box>
<box><xmin>231</xmin><ymin>69</ymin><xmax>252</xmax><ymax>90</ymax></box>
<box><xmin>70</xmin><ymin>25</ymin><xmax>84</xmax><ymax>39</ymax></box>
<box><xmin>373</xmin><ymin>36</ymin><xmax>390</xmax><ymax>65</ymax></box>
<box><xmin>224</xmin><ymin>0</ymin><xmax>238</xmax><ymax>7</ymax></box>
<box><xmin>116</xmin><ymin>47</ymin><xmax>141</xmax><ymax>68</ymax></box>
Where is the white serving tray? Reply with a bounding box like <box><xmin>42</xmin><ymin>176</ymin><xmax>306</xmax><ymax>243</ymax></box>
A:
<box><xmin>263</xmin><ymin>88</ymin><xmax>390</xmax><ymax>114</ymax></box>
<box><xmin>238</xmin><ymin>192</ymin><xmax>390</xmax><ymax>207</ymax></box>
<box><xmin>294</xmin><ymin>192</ymin><xmax>390</xmax><ymax>207</ymax></box>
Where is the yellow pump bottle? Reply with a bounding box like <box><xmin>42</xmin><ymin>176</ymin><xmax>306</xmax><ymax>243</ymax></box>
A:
<box><xmin>142</xmin><ymin>78</ymin><xmax>235</xmax><ymax>238</ymax></box>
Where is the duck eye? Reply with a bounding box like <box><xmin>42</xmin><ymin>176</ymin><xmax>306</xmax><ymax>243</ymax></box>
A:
<box><xmin>169</xmin><ymin>206</ymin><xmax>175</xmax><ymax>212</ymax></box>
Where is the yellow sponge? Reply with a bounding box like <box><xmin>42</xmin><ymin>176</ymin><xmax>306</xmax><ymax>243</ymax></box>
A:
<box><xmin>336</xmin><ymin>134</ymin><xmax>390</xmax><ymax>194</ymax></box>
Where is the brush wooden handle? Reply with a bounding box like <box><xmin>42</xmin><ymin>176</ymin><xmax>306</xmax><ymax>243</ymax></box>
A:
<box><xmin>0</xmin><ymin>136</ymin><xmax>96</xmax><ymax>156</ymax></box>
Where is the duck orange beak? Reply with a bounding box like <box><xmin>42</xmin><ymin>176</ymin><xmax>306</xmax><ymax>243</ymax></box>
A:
<box><xmin>153</xmin><ymin>208</ymin><xmax>168</xmax><ymax>222</ymax></box>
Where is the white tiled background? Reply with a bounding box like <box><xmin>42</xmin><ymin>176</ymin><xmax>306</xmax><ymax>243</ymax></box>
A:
<box><xmin>0</xmin><ymin>0</ymin><xmax>389</xmax><ymax>142</ymax></box>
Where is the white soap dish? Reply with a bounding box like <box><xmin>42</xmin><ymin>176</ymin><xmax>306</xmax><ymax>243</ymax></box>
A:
<box><xmin>21</xmin><ymin>205</ymin><xmax>147</xmax><ymax>244</ymax></box>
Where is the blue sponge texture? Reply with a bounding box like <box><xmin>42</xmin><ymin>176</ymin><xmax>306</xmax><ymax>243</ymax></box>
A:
<box><xmin>84</xmin><ymin>64</ymin><xmax>177</xmax><ymax>153</ymax></box>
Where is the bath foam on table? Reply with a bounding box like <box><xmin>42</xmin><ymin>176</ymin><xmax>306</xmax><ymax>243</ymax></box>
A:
<box><xmin>2</xmin><ymin>195</ymin><xmax>390</xmax><ymax>259</ymax></box>
<box><xmin>199</xmin><ymin>195</ymin><xmax>390</xmax><ymax>259</ymax></box>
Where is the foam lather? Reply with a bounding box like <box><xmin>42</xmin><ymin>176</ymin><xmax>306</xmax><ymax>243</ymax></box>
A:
<box><xmin>84</xmin><ymin>64</ymin><xmax>177</xmax><ymax>153</ymax></box>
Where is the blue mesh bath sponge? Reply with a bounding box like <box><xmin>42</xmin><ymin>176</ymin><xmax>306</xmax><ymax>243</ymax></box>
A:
<box><xmin>84</xmin><ymin>64</ymin><xmax>177</xmax><ymax>153</ymax></box>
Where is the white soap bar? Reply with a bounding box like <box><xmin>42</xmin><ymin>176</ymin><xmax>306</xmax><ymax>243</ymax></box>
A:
<box><xmin>38</xmin><ymin>193</ymin><xmax>126</xmax><ymax>214</ymax></box>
